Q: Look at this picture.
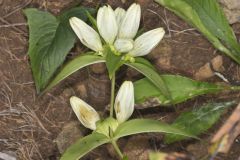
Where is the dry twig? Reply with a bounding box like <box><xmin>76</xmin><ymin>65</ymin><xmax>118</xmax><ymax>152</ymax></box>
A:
<box><xmin>209</xmin><ymin>103</ymin><xmax>240</xmax><ymax>158</ymax></box>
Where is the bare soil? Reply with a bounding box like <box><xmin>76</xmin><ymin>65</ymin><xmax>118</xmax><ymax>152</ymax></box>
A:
<box><xmin>0</xmin><ymin>0</ymin><xmax>239</xmax><ymax>160</ymax></box>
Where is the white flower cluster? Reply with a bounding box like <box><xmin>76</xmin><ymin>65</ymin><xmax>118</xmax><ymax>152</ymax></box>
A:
<box><xmin>69</xmin><ymin>3</ymin><xmax>165</xmax><ymax>58</ymax></box>
<box><xmin>70</xmin><ymin>81</ymin><xmax>134</xmax><ymax>130</ymax></box>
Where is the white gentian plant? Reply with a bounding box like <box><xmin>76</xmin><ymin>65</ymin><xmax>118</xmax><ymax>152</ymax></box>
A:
<box><xmin>68</xmin><ymin>3</ymin><xmax>171</xmax><ymax>119</ymax></box>
<box><xmin>56</xmin><ymin>3</ymin><xmax>192</xmax><ymax>160</ymax></box>
<box><xmin>25</xmin><ymin>1</ymin><xmax>237</xmax><ymax>159</ymax></box>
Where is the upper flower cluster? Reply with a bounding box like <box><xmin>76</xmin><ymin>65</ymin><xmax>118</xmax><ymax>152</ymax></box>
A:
<box><xmin>69</xmin><ymin>3</ymin><xmax>165</xmax><ymax>58</ymax></box>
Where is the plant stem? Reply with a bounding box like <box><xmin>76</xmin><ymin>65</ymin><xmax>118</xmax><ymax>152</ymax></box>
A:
<box><xmin>110</xmin><ymin>72</ymin><xmax>116</xmax><ymax>118</ymax></box>
<box><xmin>111</xmin><ymin>140</ymin><xmax>123</xmax><ymax>159</ymax></box>
<box><xmin>230</xmin><ymin>86</ymin><xmax>240</xmax><ymax>90</ymax></box>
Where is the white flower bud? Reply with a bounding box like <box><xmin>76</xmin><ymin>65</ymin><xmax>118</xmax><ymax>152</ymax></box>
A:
<box><xmin>97</xmin><ymin>5</ymin><xmax>118</xmax><ymax>44</ymax></box>
<box><xmin>69</xmin><ymin>17</ymin><xmax>103</xmax><ymax>52</ymax></box>
<box><xmin>114</xmin><ymin>7</ymin><xmax>126</xmax><ymax>27</ymax></box>
<box><xmin>118</xmin><ymin>3</ymin><xmax>141</xmax><ymax>39</ymax></box>
<box><xmin>129</xmin><ymin>28</ymin><xmax>165</xmax><ymax>57</ymax></box>
<box><xmin>114</xmin><ymin>38</ymin><xmax>134</xmax><ymax>53</ymax></box>
<box><xmin>114</xmin><ymin>81</ymin><xmax>134</xmax><ymax>123</ymax></box>
<box><xmin>70</xmin><ymin>96</ymin><xmax>100</xmax><ymax>130</ymax></box>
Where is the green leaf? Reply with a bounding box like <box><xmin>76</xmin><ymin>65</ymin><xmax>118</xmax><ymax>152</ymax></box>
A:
<box><xmin>164</xmin><ymin>101</ymin><xmax>236</xmax><ymax>144</ymax></box>
<box><xmin>24</xmin><ymin>7</ymin><xmax>92</xmax><ymax>93</ymax></box>
<box><xmin>149</xmin><ymin>152</ymin><xmax>168</xmax><ymax>160</ymax></box>
<box><xmin>183</xmin><ymin>0</ymin><xmax>240</xmax><ymax>62</ymax></box>
<box><xmin>105</xmin><ymin>46</ymin><xmax>123</xmax><ymax>78</ymax></box>
<box><xmin>122</xmin><ymin>156</ymin><xmax>129</xmax><ymax>160</ymax></box>
<box><xmin>60</xmin><ymin>132</ymin><xmax>109</xmax><ymax>160</ymax></box>
<box><xmin>155</xmin><ymin>0</ymin><xmax>240</xmax><ymax>64</ymax></box>
<box><xmin>124</xmin><ymin>58</ymin><xmax>171</xmax><ymax>100</ymax></box>
<box><xmin>95</xmin><ymin>117</ymin><xmax>119</xmax><ymax>138</ymax></box>
<box><xmin>86</xmin><ymin>10</ymin><xmax>98</xmax><ymax>31</ymax></box>
<box><xmin>44</xmin><ymin>54</ymin><xmax>104</xmax><ymax>92</ymax></box>
<box><xmin>113</xmin><ymin>119</ymin><xmax>197</xmax><ymax>140</ymax></box>
<box><xmin>134</xmin><ymin>75</ymin><xmax>230</xmax><ymax>106</ymax></box>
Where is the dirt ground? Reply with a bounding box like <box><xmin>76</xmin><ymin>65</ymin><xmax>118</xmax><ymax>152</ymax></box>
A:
<box><xmin>0</xmin><ymin>0</ymin><xmax>240</xmax><ymax>160</ymax></box>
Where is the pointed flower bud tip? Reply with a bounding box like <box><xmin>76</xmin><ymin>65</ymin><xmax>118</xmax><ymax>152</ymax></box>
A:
<box><xmin>115</xmin><ymin>7</ymin><xmax>126</xmax><ymax>27</ymax></box>
<box><xmin>129</xmin><ymin>28</ymin><xmax>165</xmax><ymax>57</ymax></box>
<box><xmin>118</xmin><ymin>3</ymin><xmax>141</xmax><ymax>39</ymax></box>
<box><xmin>70</xmin><ymin>96</ymin><xmax>100</xmax><ymax>130</ymax></box>
<box><xmin>114</xmin><ymin>81</ymin><xmax>134</xmax><ymax>123</ymax></box>
<box><xmin>97</xmin><ymin>5</ymin><xmax>118</xmax><ymax>44</ymax></box>
<box><xmin>69</xmin><ymin>17</ymin><xmax>103</xmax><ymax>52</ymax></box>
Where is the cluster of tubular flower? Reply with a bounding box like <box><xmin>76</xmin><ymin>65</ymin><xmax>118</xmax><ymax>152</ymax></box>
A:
<box><xmin>70</xmin><ymin>81</ymin><xmax>134</xmax><ymax>130</ymax></box>
<box><xmin>69</xmin><ymin>3</ymin><xmax>165</xmax><ymax>59</ymax></box>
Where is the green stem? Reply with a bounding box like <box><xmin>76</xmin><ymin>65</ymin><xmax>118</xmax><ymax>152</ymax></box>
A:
<box><xmin>110</xmin><ymin>72</ymin><xmax>116</xmax><ymax>118</ymax></box>
<box><xmin>230</xmin><ymin>86</ymin><xmax>240</xmax><ymax>90</ymax></box>
<box><xmin>111</xmin><ymin>140</ymin><xmax>123</xmax><ymax>159</ymax></box>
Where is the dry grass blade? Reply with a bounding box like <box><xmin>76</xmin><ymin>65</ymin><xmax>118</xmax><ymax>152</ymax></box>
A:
<box><xmin>0</xmin><ymin>152</ymin><xmax>16</xmax><ymax>160</ymax></box>
<box><xmin>0</xmin><ymin>23</ymin><xmax>27</xmax><ymax>28</ymax></box>
<box><xmin>150</xmin><ymin>152</ymin><xmax>195</xmax><ymax>160</ymax></box>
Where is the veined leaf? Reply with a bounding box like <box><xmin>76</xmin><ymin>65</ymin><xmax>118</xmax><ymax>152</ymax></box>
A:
<box><xmin>155</xmin><ymin>0</ymin><xmax>240</xmax><ymax>64</ymax></box>
<box><xmin>164</xmin><ymin>101</ymin><xmax>236</xmax><ymax>144</ymax></box>
<box><xmin>134</xmin><ymin>75</ymin><xmax>232</xmax><ymax>106</ymax></box>
<box><xmin>24</xmin><ymin>7</ymin><xmax>93</xmax><ymax>93</ymax></box>
<box><xmin>124</xmin><ymin>58</ymin><xmax>171</xmax><ymax>100</ymax></box>
<box><xmin>60</xmin><ymin>132</ymin><xmax>109</xmax><ymax>160</ymax></box>
<box><xmin>44</xmin><ymin>54</ymin><xmax>104</xmax><ymax>92</ymax></box>
<box><xmin>113</xmin><ymin>119</ymin><xmax>197</xmax><ymax>140</ymax></box>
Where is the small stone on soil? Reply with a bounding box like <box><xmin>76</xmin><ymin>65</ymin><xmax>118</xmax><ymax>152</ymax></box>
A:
<box><xmin>123</xmin><ymin>135</ymin><xmax>152</xmax><ymax>160</ymax></box>
<box><xmin>75</xmin><ymin>83</ymin><xmax>88</xmax><ymax>100</ymax></box>
<box><xmin>89</xmin><ymin>63</ymin><xmax>107</xmax><ymax>74</ymax></box>
<box><xmin>62</xmin><ymin>88</ymin><xmax>74</xmax><ymax>99</ymax></box>
<box><xmin>194</xmin><ymin>56</ymin><xmax>224</xmax><ymax>80</ymax></box>
<box><xmin>55</xmin><ymin>121</ymin><xmax>84</xmax><ymax>154</ymax></box>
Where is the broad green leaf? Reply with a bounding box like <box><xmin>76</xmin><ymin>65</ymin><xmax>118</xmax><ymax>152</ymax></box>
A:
<box><xmin>164</xmin><ymin>101</ymin><xmax>236</xmax><ymax>144</ymax></box>
<box><xmin>105</xmin><ymin>46</ymin><xmax>123</xmax><ymax>78</ymax></box>
<box><xmin>155</xmin><ymin>0</ymin><xmax>240</xmax><ymax>64</ymax></box>
<box><xmin>113</xmin><ymin>119</ymin><xmax>197</xmax><ymax>140</ymax></box>
<box><xmin>44</xmin><ymin>54</ymin><xmax>104</xmax><ymax>92</ymax></box>
<box><xmin>24</xmin><ymin>7</ymin><xmax>92</xmax><ymax>93</ymax></box>
<box><xmin>134</xmin><ymin>75</ymin><xmax>230</xmax><ymax>106</ymax></box>
<box><xmin>60</xmin><ymin>132</ymin><xmax>109</xmax><ymax>160</ymax></box>
<box><xmin>124</xmin><ymin>58</ymin><xmax>171</xmax><ymax>100</ymax></box>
